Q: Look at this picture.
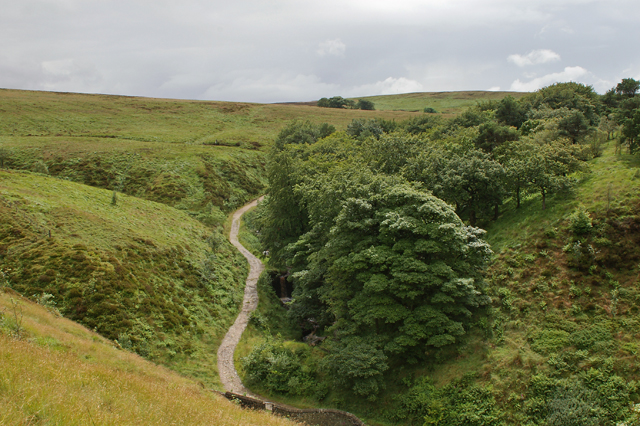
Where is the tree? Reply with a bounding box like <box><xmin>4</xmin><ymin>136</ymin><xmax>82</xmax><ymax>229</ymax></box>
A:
<box><xmin>274</xmin><ymin>120</ymin><xmax>335</xmax><ymax>150</ymax></box>
<box><xmin>409</xmin><ymin>148</ymin><xmax>506</xmax><ymax>226</ymax></box>
<box><xmin>356</xmin><ymin>99</ymin><xmax>375</xmax><ymax>110</ymax></box>
<box><xmin>495</xmin><ymin>95</ymin><xmax>527</xmax><ymax>128</ymax></box>
<box><xmin>556</xmin><ymin>110</ymin><xmax>592</xmax><ymax>144</ymax></box>
<box><xmin>620</xmin><ymin>108</ymin><xmax>640</xmax><ymax>154</ymax></box>
<box><xmin>320</xmin><ymin>183</ymin><xmax>491</xmax><ymax>362</ymax></box>
<box><xmin>346</xmin><ymin>118</ymin><xmax>384</xmax><ymax>140</ymax></box>
<box><xmin>616</xmin><ymin>78</ymin><xmax>640</xmax><ymax>98</ymax></box>
<box><xmin>317</xmin><ymin>96</ymin><xmax>355</xmax><ymax>109</ymax></box>
<box><xmin>474</xmin><ymin>122</ymin><xmax>519</xmax><ymax>153</ymax></box>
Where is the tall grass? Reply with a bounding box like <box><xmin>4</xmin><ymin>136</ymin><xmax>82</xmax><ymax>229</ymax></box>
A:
<box><xmin>0</xmin><ymin>291</ymin><xmax>295</xmax><ymax>426</ymax></box>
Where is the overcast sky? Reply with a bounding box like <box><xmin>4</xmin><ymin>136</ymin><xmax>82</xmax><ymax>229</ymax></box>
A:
<box><xmin>2</xmin><ymin>0</ymin><xmax>639</xmax><ymax>103</ymax></box>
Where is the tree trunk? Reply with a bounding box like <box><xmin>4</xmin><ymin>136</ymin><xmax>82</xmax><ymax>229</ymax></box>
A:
<box><xmin>469</xmin><ymin>209</ymin><xmax>477</xmax><ymax>227</ymax></box>
<box><xmin>541</xmin><ymin>189</ymin><xmax>546</xmax><ymax>210</ymax></box>
<box><xmin>516</xmin><ymin>187</ymin><xmax>521</xmax><ymax>209</ymax></box>
<box><xmin>494</xmin><ymin>204</ymin><xmax>499</xmax><ymax>220</ymax></box>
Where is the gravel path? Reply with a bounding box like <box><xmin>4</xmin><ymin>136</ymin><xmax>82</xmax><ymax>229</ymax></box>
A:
<box><xmin>217</xmin><ymin>198</ymin><xmax>264</xmax><ymax>396</ymax></box>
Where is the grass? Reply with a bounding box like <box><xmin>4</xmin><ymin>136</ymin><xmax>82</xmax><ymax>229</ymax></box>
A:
<box><xmin>485</xmin><ymin>141</ymin><xmax>640</xmax><ymax>253</ymax></box>
<box><xmin>352</xmin><ymin>91</ymin><xmax>527</xmax><ymax>114</ymax></box>
<box><xmin>0</xmin><ymin>290</ymin><xmax>296</xmax><ymax>426</ymax></box>
<box><xmin>0</xmin><ymin>170</ymin><xmax>248</xmax><ymax>388</ymax></box>
<box><xmin>0</xmin><ymin>88</ymin><xmax>424</xmax><ymax>147</ymax></box>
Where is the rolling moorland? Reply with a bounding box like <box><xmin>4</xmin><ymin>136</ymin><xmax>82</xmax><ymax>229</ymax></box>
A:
<box><xmin>2</xmin><ymin>85</ymin><xmax>640</xmax><ymax>425</ymax></box>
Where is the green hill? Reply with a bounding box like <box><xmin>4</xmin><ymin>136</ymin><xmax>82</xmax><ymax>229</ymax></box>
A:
<box><xmin>0</xmin><ymin>170</ymin><xmax>247</xmax><ymax>387</ymax></box>
<box><xmin>351</xmin><ymin>91</ymin><xmax>526</xmax><ymax>113</ymax></box>
<box><xmin>5</xmin><ymin>85</ymin><xmax>640</xmax><ymax>425</ymax></box>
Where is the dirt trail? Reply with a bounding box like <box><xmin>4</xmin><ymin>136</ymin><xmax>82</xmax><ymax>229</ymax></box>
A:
<box><xmin>217</xmin><ymin>197</ymin><xmax>264</xmax><ymax>396</ymax></box>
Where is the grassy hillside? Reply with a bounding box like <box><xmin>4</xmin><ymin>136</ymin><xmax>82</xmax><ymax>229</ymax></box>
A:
<box><xmin>353</xmin><ymin>91</ymin><xmax>526</xmax><ymax>114</ymax></box>
<box><xmin>0</xmin><ymin>88</ymin><xmax>422</xmax><ymax>146</ymax></box>
<box><xmin>0</xmin><ymin>289</ymin><xmax>295</xmax><ymax>426</ymax></box>
<box><xmin>0</xmin><ymin>170</ymin><xmax>248</xmax><ymax>387</ymax></box>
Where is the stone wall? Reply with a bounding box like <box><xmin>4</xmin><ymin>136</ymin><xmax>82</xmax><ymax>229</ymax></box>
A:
<box><xmin>219</xmin><ymin>391</ymin><xmax>366</xmax><ymax>426</ymax></box>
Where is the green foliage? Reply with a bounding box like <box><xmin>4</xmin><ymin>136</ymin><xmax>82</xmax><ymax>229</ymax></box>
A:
<box><xmin>423</xmin><ymin>107</ymin><xmax>438</xmax><ymax>114</ymax></box>
<box><xmin>356</xmin><ymin>99</ymin><xmax>375</xmax><ymax>110</ymax></box>
<box><xmin>393</xmin><ymin>376</ymin><xmax>504</xmax><ymax>426</ymax></box>
<box><xmin>526</xmin><ymin>370</ymin><xmax>636</xmax><ymax>426</ymax></box>
<box><xmin>301</xmin><ymin>179</ymin><xmax>492</xmax><ymax>357</ymax></box>
<box><xmin>569</xmin><ymin>325</ymin><xmax>613</xmax><ymax>352</ymax></box>
<box><xmin>274</xmin><ymin>119</ymin><xmax>336</xmax><ymax>150</ymax></box>
<box><xmin>408</xmin><ymin>147</ymin><xmax>506</xmax><ymax>225</ymax></box>
<box><xmin>495</xmin><ymin>95</ymin><xmax>527</xmax><ymax>128</ymax></box>
<box><xmin>317</xmin><ymin>96</ymin><xmax>355</xmax><ymax>109</ymax></box>
<box><xmin>346</xmin><ymin>118</ymin><xmax>385</xmax><ymax>140</ymax></box>
<box><xmin>474</xmin><ymin>122</ymin><xmax>519</xmax><ymax>153</ymax></box>
<box><xmin>616</xmin><ymin>78</ymin><xmax>640</xmax><ymax>97</ymax></box>
<box><xmin>242</xmin><ymin>339</ymin><xmax>318</xmax><ymax>396</ymax></box>
<box><xmin>402</xmin><ymin>115</ymin><xmax>442</xmax><ymax>135</ymax></box>
<box><xmin>529</xmin><ymin>329</ymin><xmax>571</xmax><ymax>354</ymax></box>
<box><xmin>0</xmin><ymin>171</ymin><xmax>247</xmax><ymax>386</ymax></box>
<box><xmin>568</xmin><ymin>205</ymin><xmax>593</xmax><ymax>235</ymax></box>
<box><xmin>324</xmin><ymin>337</ymin><xmax>389</xmax><ymax>400</ymax></box>
<box><xmin>557</xmin><ymin>110</ymin><xmax>592</xmax><ymax>144</ymax></box>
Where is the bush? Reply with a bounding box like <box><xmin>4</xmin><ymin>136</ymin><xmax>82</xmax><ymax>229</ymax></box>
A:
<box><xmin>324</xmin><ymin>337</ymin><xmax>388</xmax><ymax>400</ymax></box>
<box><xmin>356</xmin><ymin>99</ymin><xmax>375</xmax><ymax>110</ymax></box>
<box><xmin>570</xmin><ymin>325</ymin><xmax>613</xmax><ymax>352</ymax></box>
<box><xmin>242</xmin><ymin>340</ymin><xmax>316</xmax><ymax>396</ymax></box>
<box><xmin>568</xmin><ymin>205</ymin><xmax>593</xmax><ymax>235</ymax></box>
<box><xmin>526</xmin><ymin>370</ymin><xmax>636</xmax><ymax>425</ymax></box>
<box><xmin>392</xmin><ymin>375</ymin><xmax>503</xmax><ymax>425</ymax></box>
<box><xmin>529</xmin><ymin>329</ymin><xmax>570</xmax><ymax>354</ymax></box>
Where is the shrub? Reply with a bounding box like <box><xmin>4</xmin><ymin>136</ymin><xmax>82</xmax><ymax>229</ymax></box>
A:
<box><xmin>570</xmin><ymin>325</ymin><xmax>613</xmax><ymax>352</ymax></box>
<box><xmin>392</xmin><ymin>375</ymin><xmax>503</xmax><ymax>425</ymax></box>
<box><xmin>242</xmin><ymin>340</ymin><xmax>316</xmax><ymax>395</ymax></box>
<box><xmin>324</xmin><ymin>337</ymin><xmax>388</xmax><ymax>400</ymax></box>
<box><xmin>530</xmin><ymin>329</ymin><xmax>570</xmax><ymax>354</ymax></box>
<box><xmin>568</xmin><ymin>205</ymin><xmax>593</xmax><ymax>235</ymax></box>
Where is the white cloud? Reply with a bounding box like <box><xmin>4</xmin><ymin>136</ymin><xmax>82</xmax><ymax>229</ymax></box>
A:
<box><xmin>348</xmin><ymin>77</ymin><xmax>424</xmax><ymax>96</ymax></box>
<box><xmin>488</xmin><ymin>86</ymin><xmax>501</xmax><ymax>91</ymax></box>
<box><xmin>508</xmin><ymin>49</ymin><xmax>561</xmax><ymax>67</ymax></box>
<box><xmin>317</xmin><ymin>39</ymin><xmax>346</xmax><ymax>57</ymax></box>
<box><xmin>510</xmin><ymin>66</ymin><xmax>589</xmax><ymax>91</ymax></box>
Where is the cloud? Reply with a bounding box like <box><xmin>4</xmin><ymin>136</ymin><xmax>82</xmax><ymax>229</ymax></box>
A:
<box><xmin>201</xmin><ymin>73</ymin><xmax>339</xmax><ymax>103</ymax></box>
<box><xmin>508</xmin><ymin>49</ymin><xmax>561</xmax><ymax>67</ymax></box>
<box><xmin>317</xmin><ymin>39</ymin><xmax>346</xmax><ymax>57</ymax></box>
<box><xmin>510</xmin><ymin>66</ymin><xmax>589</xmax><ymax>91</ymax></box>
<box><xmin>348</xmin><ymin>77</ymin><xmax>424</xmax><ymax>97</ymax></box>
<box><xmin>488</xmin><ymin>86</ymin><xmax>501</xmax><ymax>91</ymax></box>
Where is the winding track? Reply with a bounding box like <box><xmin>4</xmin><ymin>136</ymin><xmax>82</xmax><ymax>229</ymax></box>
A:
<box><xmin>217</xmin><ymin>197</ymin><xmax>264</xmax><ymax>396</ymax></box>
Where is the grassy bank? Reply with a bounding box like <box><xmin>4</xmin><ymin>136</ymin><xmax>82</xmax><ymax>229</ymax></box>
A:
<box><xmin>0</xmin><ymin>289</ymin><xmax>295</xmax><ymax>426</ymax></box>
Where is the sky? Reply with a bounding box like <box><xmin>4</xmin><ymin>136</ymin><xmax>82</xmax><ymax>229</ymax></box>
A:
<box><xmin>1</xmin><ymin>0</ymin><xmax>639</xmax><ymax>103</ymax></box>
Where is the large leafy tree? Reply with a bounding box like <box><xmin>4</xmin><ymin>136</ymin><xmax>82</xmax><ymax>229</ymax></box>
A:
<box><xmin>296</xmin><ymin>180</ymin><xmax>492</xmax><ymax>361</ymax></box>
<box><xmin>337</xmin><ymin>186</ymin><xmax>489</xmax><ymax>354</ymax></box>
<box><xmin>616</xmin><ymin>78</ymin><xmax>640</xmax><ymax>97</ymax></box>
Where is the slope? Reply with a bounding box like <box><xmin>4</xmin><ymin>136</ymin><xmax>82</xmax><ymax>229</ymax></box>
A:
<box><xmin>0</xmin><ymin>169</ymin><xmax>247</xmax><ymax>388</ymax></box>
<box><xmin>0</xmin><ymin>289</ymin><xmax>295</xmax><ymax>426</ymax></box>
